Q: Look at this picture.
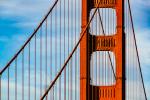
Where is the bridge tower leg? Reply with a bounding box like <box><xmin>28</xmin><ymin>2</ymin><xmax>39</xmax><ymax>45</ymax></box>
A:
<box><xmin>80</xmin><ymin>0</ymin><xmax>125</xmax><ymax>100</ymax></box>
<box><xmin>80</xmin><ymin>0</ymin><xmax>90</xmax><ymax>100</ymax></box>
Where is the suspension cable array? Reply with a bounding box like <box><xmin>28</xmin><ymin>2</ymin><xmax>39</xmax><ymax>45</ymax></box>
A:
<box><xmin>0</xmin><ymin>0</ymin><xmax>147</xmax><ymax>100</ymax></box>
<box><xmin>0</xmin><ymin>0</ymin><xmax>81</xmax><ymax>99</ymax></box>
<box><xmin>125</xmin><ymin>0</ymin><xmax>147</xmax><ymax>99</ymax></box>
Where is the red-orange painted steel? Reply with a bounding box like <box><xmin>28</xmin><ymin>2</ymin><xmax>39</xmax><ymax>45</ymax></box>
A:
<box><xmin>80</xmin><ymin>0</ymin><xmax>125</xmax><ymax>100</ymax></box>
<box><xmin>80</xmin><ymin>0</ymin><xmax>90</xmax><ymax>100</ymax></box>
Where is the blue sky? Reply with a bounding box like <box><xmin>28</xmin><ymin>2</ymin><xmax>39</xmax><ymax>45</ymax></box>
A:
<box><xmin>130</xmin><ymin>0</ymin><xmax>150</xmax><ymax>98</ymax></box>
<box><xmin>0</xmin><ymin>0</ymin><xmax>150</xmax><ymax>99</ymax></box>
<box><xmin>0</xmin><ymin>0</ymin><xmax>53</xmax><ymax>68</ymax></box>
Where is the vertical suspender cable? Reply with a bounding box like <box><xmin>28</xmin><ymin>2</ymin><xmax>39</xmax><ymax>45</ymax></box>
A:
<box><xmin>22</xmin><ymin>50</ymin><xmax>24</xmax><ymax>100</ymax></box>
<box><xmin>45</xmin><ymin>19</ymin><xmax>48</xmax><ymax>100</ymax></box>
<box><xmin>101</xmin><ymin>9</ymin><xmax>104</xmax><ymax>85</ymax></box>
<box><xmin>64</xmin><ymin>0</ymin><xmax>66</xmax><ymax>98</ymax></box>
<box><xmin>52</xmin><ymin>12</ymin><xmax>55</xmax><ymax>100</ymax></box>
<box><xmin>59</xmin><ymin>0</ymin><xmax>62</xmax><ymax>99</ymax></box>
<box><xmin>28</xmin><ymin>42</ymin><xmax>30</xmax><ymax>100</ymax></box>
<box><xmin>50</xmin><ymin>13</ymin><xmax>52</xmax><ymax>100</ymax></box>
<box><xmin>104</xmin><ymin>8</ymin><xmax>106</xmax><ymax>86</ymax></box>
<box><xmin>75</xmin><ymin>0</ymin><xmax>77</xmax><ymax>99</ymax></box>
<box><xmin>106</xmin><ymin>8</ymin><xmax>108</xmax><ymax>87</ymax></box>
<box><xmin>40</xmin><ymin>27</ymin><xmax>42</xmax><ymax>97</ymax></box>
<box><xmin>98</xmin><ymin>9</ymin><xmax>100</xmax><ymax>86</ymax></box>
<box><xmin>105</xmin><ymin>8</ymin><xmax>109</xmax><ymax>85</ymax></box>
<box><xmin>8</xmin><ymin>65</ymin><xmax>9</xmax><ymax>100</ymax></box>
<box><xmin>34</xmin><ymin>34</ymin><xmax>36</xmax><ymax>100</ymax></box>
<box><xmin>96</xmin><ymin>10</ymin><xmax>98</xmax><ymax>87</ymax></box>
<box><xmin>54</xmin><ymin>6</ymin><xmax>57</xmax><ymax>100</ymax></box>
<box><xmin>15</xmin><ymin>58</ymin><xmax>17</xmax><ymax>100</ymax></box>
<box><xmin>110</xmin><ymin>8</ymin><xmax>112</xmax><ymax>85</ymax></box>
<box><xmin>68</xmin><ymin>0</ymin><xmax>74</xmax><ymax>100</ymax></box>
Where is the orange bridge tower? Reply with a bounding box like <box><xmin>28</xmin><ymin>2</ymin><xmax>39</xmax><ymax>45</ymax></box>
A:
<box><xmin>80</xmin><ymin>0</ymin><xmax>125</xmax><ymax>100</ymax></box>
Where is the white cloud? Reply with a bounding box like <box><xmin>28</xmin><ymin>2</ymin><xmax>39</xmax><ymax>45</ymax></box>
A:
<box><xmin>130</xmin><ymin>0</ymin><xmax>150</xmax><ymax>7</ymax></box>
<box><xmin>0</xmin><ymin>0</ymin><xmax>52</xmax><ymax>17</ymax></box>
<box><xmin>0</xmin><ymin>0</ymin><xmax>56</xmax><ymax>29</ymax></box>
<box><xmin>0</xmin><ymin>0</ymin><xmax>150</xmax><ymax>99</ymax></box>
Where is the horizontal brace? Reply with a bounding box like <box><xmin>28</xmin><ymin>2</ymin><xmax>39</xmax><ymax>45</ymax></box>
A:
<box><xmin>91</xmin><ymin>0</ymin><xmax>116</xmax><ymax>8</ymax></box>
<box><xmin>90</xmin><ymin>35</ymin><xmax>117</xmax><ymax>52</ymax></box>
<box><xmin>90</xmin><ymin>85</ymin><xmax>116</xmax><ymax>100</ymax></box>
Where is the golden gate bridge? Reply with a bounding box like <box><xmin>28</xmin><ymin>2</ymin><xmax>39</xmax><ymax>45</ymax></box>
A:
<box><xmin>0</xmin><ymin>0</ymin><xmax>147</xmax><ymax>100</ymax></box>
